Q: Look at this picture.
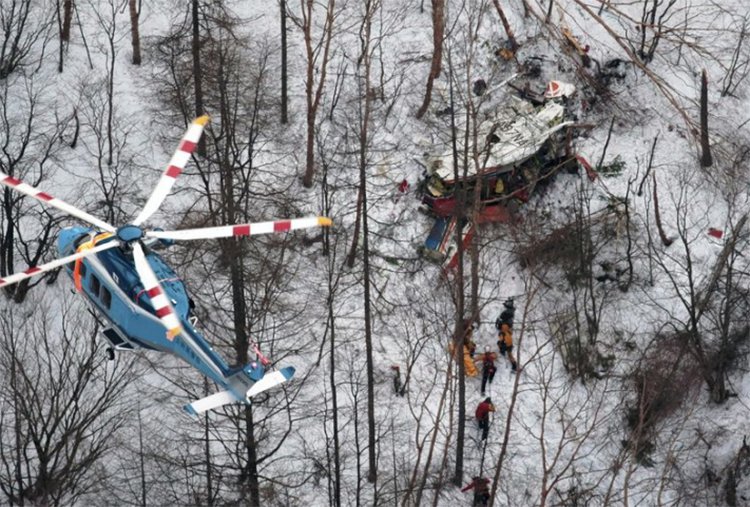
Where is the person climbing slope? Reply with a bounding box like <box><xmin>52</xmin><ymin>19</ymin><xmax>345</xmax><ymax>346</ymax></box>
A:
<box><xmin>475</xmin><ymin>346</ymin><xmax>497</xmax><ymax>395</ymax></box>
<box><xmin>461</xmin><ymin>476</ymin><xmax>491</xmax><ymax>506</ymax></box>
<box><xmin>475</xmin><ymin>397</ymin><xmax>495</xmax><ymax>440</ymax></box>
<box><xmin>496</xmin><ymin>299</ymin><xmax>518</xmax><ymax>372</ymax></box>
<box><xmin>497</xmin><ymin>322</ymin><xmax>518</xmax><ymax>372</ymax></box>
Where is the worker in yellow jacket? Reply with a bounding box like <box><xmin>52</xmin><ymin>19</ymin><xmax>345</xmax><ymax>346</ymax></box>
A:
<box><xmin>497</xmin><ymin>322</ymin><xmax>518</xmax><ymax>372</ymax></box>
<box><xmin>448</xmin><ymin>323</ymin><xmax>478</xmax><ymax>377</ymax></box>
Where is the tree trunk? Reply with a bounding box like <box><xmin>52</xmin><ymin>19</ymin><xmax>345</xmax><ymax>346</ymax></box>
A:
<box><xmin>106</xmin><ymin>20</ymin><xmax>115</xmax><ymax>167</ymax></box>
<box><xmin>448</xmin><ymin>64</ymin><xmax>467</xmax><ymax>488</ymax></box>
<box><xmin>416</xmin><ymin>0</ymin><xmax>445</xmax><ymax>119</ymax></box>
<box><xmin>280</xmin><ymin>0</ymin><xmax>288</xmax><ymax>124</ymax></box>
<box><xmin>137</xmin><ymin>406</ymin><xmax>147</xmax><ymax>507</ymax></box>
<box><xmin>62</xmin><ymin>0</ymin><xmax>73</xmax><ymax>42</ymax></box>
<box><xmin>652</xmin><ymin>173</ymin><xmax>673</xmax><ymax>247</ymax></box>
<box><xmin>57</xmin><ymin>0</ymin><xmax>64</xmax><ymax>73</ymax></box>
<box><xmin>129</xmin><ymin>0</ymin><xmax>141</xmax><ymax>65</ymax></box>
<box><xmin>357</xmin><ymin>1</ymin><xmax>378</xmax><ymax>484</ymax></box>
<box><xmin>491</xmin><ymin>0</ymin><xmax>518</xmax><ymax>51</ymax></box>
<box><xmin>346</xmin><ymin>187</ymin><xmax>363</xmax><ymax>267</ymax></box>
<box><xmin>301</xmin><ymin>0</ymin><xmax>336</xmax><ymax>188</ymax></box>
<box><xmin>700</xmin><ymin>69</ymin><xmax>713</xmax><ymax>167</ymax></box>
<box><xmin>327</xmin><ymin>262</ymin><xmax>342</xmax><ymax>506</ymax></box>
<box><xmin>203</xmin><ymin>378</ymin><xmax>214</xmax><ymax>506</ymax></box>
<box><xmin>192</xmin><ymin>0</ymin><xmax>206</xmax><ymax>156</ymax></box>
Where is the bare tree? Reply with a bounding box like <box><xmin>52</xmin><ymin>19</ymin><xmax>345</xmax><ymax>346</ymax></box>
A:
<box><xmin>637</xmin><ymin>0</ymin><xmax>679</xmax><ymax>64</ymax></box>
<box><xmin>290</xmin><ymin>0</ymin><xmax>337</xmax><ymax>188</ymax></box>
<box><xmin>0</xmin><ymin>77</ymin><xmax>69</xmax><ymax>303</ymax></box>
<box><xmin>0</xmin><ymin>0</ymin><xmax>53</xmax><ymax>79</ymax></box>
<box><xmin>152</xmin><ymin>6</ymin><xmax>325</xmax><ymax>504</ymax></box>
<box><xmin>88</xmin><ymin>0</ymin><xmax>123</xmax><ymax>167</ymax></box>
<box><xmin>351</xmin><ymin>0</ymin><xmax>380</xmax><ymax>485</ymax></box>
<box><xmin>520</xmin><ymin>332</ymin><xmax>613</xmax><ymax>507</ymax></box>
<box><xmin>76</xmin><ymin>77</ymin><xmax>138</xmax><ymax>224</ymax></box>
<box><xmin>0</xmin><ymin>293</ymin><xmax>138</xmax><ymax>505</ymax></box>
<box><xmin>648</xmin><ymin>167</ymin><xmax>748</xmax><ymax>403</ymax></box>
<box><xmin>721</xmin><ymin>13</ymin><xmax>750</xmax><ymax>97</ymax></box>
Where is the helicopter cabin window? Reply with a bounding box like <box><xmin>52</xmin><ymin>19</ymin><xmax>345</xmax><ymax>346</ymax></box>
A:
<box><xmin>78</xmin><ymin>261</ymin><xmax>87</xmax><ymax>278</ymax></box>
<box><xmin>100</xmin><ymin>286</ymin><xmax>112</xmax><ymax>309</ymax></box>
<box><xmin>90</xmin><ymin>274</ymin><xmax>100</xmax><ymax>295</ymax></box>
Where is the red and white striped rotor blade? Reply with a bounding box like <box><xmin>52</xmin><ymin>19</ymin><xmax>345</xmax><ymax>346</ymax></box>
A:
<box><xmin>131</xmin><ymin>243</ymin><xmax>183</xmax><ymax>341</ymax></box>
<box><xmin>0</xmin><ymin>240</ymin><xmax>120</xmax><ymax>289</ymax></box>
<box><xmin>145</xmin><ymin>216</ymin><xmax>333</xmax><ymax>241</ymax></box>
<box><xmin>0</xmin><ymin>171</ymin><xmax>115</xmax><ymax>232</ymax></box>
<box><xmin>132</xmin><ymin>115</ymin><xmax>210</xmax><ymax>226</ymax></box>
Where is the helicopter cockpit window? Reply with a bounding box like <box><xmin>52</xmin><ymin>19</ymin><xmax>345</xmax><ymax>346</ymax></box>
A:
<box><xmin>79</xmin><ymin>262</ymin><xmax>87</xmax><ymax>278</ymax></box>
<box><xmin>100</xmin><ymin>286</ymin><xmax>112</xmax><ymax>309</ymax></box>
<box><xmin>90</xmin><ymin>274</ymin><xmax>100</xmax><ymax>295</ymax></box>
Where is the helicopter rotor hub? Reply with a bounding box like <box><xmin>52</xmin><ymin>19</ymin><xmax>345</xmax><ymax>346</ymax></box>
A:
<box><xmin>116</xmin><ymin>224</ymin><xmax>144</xmax><ymax>244</ymax></box>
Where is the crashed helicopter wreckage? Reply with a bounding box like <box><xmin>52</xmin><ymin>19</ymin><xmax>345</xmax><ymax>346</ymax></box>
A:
<box><xmin>419</xmin><ymin>80</ymin><xmax>582</xmax><ymax>270</ymax></box>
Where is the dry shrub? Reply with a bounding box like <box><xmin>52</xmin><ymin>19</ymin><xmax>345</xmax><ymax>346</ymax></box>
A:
<box><xmin>514</xmin><ymin>218</ymin><xmax>585</xmax><ymax>272</ymax></box>
<box><xmin>514</xmin><ymin>202</ymin><xmax>631</xmax><ymax>285</ymax></box>
<box><xmin>724</xmin><ymin>437</ymin><xmax>750</xmax><ymax>507</ymax></box>
<box><xmin>624</xmin><ymin>332</ymin><xmax>702</xmax><ymax>465</ymax></box>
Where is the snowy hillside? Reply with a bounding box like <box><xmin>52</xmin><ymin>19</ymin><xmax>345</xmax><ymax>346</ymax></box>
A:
<box><xmin>1</xmin><ymin>0</ymin><xmax>750</xmax><ymax>505</ymax></box>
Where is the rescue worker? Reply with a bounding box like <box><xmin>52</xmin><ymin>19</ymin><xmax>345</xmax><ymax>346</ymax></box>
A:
<box><xmin>497</xmin><ymin>322</ymin><xmax>518</xmax><ymax>372</ymax></box>
<box><xmin>475</xmin><ymin>397</ymin><xmax>495</xmax><ymax>440</ymax></box>
<box><xmin>464</xmin><ymin>319</ymin><xmax>477</xmax><ymax>358</ymax></box>
<box><xmin>448</xmin><ymin>322</ymin><xmax>478</xmax><ymax>377</ymax></box>
<box><xmin>496</xmin><ymin>298</ymin><xmax>514</xmax><ymax>329</ymax></box>
<box><xmin>461</xmin><ymin>476</ymin><xmax>491</xmax><ymax>506</ymax></box>
<box><xmin>475</xmin><ymin>346</ymin><xmax>497</xmax><ymax>395</ymax></box>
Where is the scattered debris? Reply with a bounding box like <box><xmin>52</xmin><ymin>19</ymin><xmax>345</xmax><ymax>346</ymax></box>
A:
<box><xmin>562</xmin><ymin>26</ymin><xmax>591</xmax><ymax>67</ymax></box>
<box><xmin>708</xmin><ymin>227</ymin><xmax>723</xmax><ymax>239</ymax></box>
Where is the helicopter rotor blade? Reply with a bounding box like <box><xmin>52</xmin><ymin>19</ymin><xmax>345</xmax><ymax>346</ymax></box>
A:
<box><xmin>145</xmin><ymin>216</ymin><xmax>332</xmax><ymax>241</ymax></box>
<box><xmin>0</xmin><ymin>240</ymin><xmax>120</xmax><ymax>289</ymax></box>
<box><xmin>0</xmin><ymin>171</ymin><xmax>116</xmax><ymax>232</ymax></box>
<box><xmin>132</xmin><ymin>115</ymin><xmax>210</xmax><ymax>226</ymax></box>
<box><xmin>131</xmin><ymin>242</ymin><xmax>183</xmax><ymax>341</ymax></box>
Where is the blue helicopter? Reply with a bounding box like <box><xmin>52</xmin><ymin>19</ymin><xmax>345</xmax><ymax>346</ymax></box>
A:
<box><xmin>0</xmin><ymin>115</ymin><xmax>331</xmax><ymax>415</ymax></box>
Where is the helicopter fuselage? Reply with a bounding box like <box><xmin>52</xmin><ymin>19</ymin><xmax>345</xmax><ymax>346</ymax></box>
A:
<box><xmin>57</xmin><ymin>226</ymin><xmax>263</xmax><ymax>400</ymax></box>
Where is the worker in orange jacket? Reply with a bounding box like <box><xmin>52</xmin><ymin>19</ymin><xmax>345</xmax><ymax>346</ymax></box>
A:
<box><xmin>497</xmin><ymin>322</ymin><xmax>518</xmax><ymax>372</ymax></box>
<box><xmin>448</xmin><ymin>321</ymin><xmax>479</xmax><ymax>376</ymax></box>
